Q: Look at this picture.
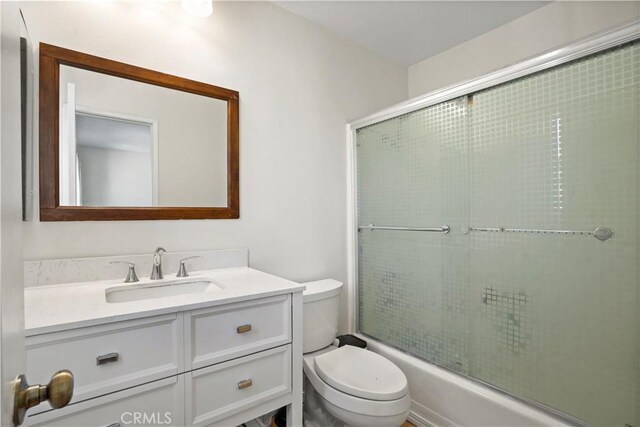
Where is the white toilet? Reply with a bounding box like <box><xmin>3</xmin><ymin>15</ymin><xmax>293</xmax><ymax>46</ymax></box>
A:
<box><xmin>302</xmin><ymin>280</ymin><xmax>411</xmax><ymax>427</ymax></box>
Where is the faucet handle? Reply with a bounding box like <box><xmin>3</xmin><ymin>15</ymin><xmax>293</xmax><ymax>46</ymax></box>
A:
<box><xmin>110</xmin><ymin>261</ymin><xmax>139</xmax><ymax>283</ymax></box>
<box><xmin>176</xmin><ymin>256</ymin><xmax>201</xmax><ymax>278</ymax></box>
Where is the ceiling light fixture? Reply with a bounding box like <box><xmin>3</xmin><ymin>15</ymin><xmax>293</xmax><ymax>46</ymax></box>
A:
<box><xmin>181</xmin><ymin>0</ymin><xmax>213</xmax><ymax>17</ymax></box>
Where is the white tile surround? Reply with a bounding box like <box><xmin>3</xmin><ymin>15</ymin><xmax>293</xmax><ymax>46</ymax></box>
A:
<box><xmin>24</xmin><ymin>248</ymin><xmax>248</xmax><ymax>287</ymax></box>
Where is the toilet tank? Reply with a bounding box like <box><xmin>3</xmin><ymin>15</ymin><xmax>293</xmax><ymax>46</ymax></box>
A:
<box><xmin>302</xmin><ymin>279</ymin><xmax>343</xmax><ymax>353</ymax></box>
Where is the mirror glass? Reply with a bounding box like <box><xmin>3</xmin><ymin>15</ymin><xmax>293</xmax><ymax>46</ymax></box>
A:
<box><xmin>58</xmin><ymin>65</ymin><xmax>228</xmax><ymax>208</ymax></box>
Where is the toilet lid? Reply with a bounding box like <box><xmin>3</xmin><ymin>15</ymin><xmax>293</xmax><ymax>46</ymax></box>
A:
<box><xmin>313</xmin><ymin>346</ymin><xmax>408</xmax><ymax>401</ymax></box>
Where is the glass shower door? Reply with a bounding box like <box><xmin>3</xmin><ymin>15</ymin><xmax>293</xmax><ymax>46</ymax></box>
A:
<box><xmin>357</xmin><ymin>96</ymin><xmax>471</xmax><ymax>373</ymax></box>
<box><xmin>356</xmin><ymin>41</ymin><xmax>639</xmax><ymax>426</ymax></box>
<box><xmin>467</xmin><ymin>42</ymin><xmax>639</xmax><ymax>426</ymax></box>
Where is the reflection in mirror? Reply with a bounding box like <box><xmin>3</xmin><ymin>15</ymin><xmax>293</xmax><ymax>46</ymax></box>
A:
<box><xmin>58</xmin><ymin>65</ymin><xmax>228</xmax><ymax>208</ymax></box>
<box><xmin>73</xmin><ymin>113</ymin><xmax>155</xmax><ymax>207</ymax></box>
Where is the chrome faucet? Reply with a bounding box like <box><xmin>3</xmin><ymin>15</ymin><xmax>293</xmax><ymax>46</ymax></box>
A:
<box><xmin>150</xmin><ymin>247</ymin><xmax>166</xmax><ymax>280</ymax></box>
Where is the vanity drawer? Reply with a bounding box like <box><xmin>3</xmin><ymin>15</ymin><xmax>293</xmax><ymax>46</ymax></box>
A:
<box><xmin>186</xmin><ymin>345</ymin><xmax>291</xmax><ymax>426</ymax></box>
<box><xmin>28</xmin><ymin>375</ymin><xmax>185</xmax><ymax>427</ymax></box>
<box><xmin>186</xmin><ymin>295</ymin><xmax>291</xmax><ymax>369</ymax></box>
<box><xmin>26</xmin><ymin>314</ymin><xmax>182</xmax><ymax>414</ymax></box>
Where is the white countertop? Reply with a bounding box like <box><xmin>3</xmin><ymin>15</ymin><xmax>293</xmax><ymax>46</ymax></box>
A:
<box><xmin>25</xmin><ymin>267</ymin><xmax>305</xmax><ymax>336</ymax></box>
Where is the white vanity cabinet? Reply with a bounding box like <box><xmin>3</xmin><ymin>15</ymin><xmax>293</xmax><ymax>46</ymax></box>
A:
<box><xmin>26</xmin><ymin>314</ymin><xmax>183</xmax><ymax>414</ymax></box>
<box><xmin>26</xmin><ymin>293</ymin><xmax>302</xmax><ymax>427</ymax></box>
<box><xmin>186</xmin><ymin>345</ymin><xmax>292</xmax><ymax>426</ymax></box>
<box><xmin>187</xmin><ymin>295</ymin><xmax>291</xmax><ymax>369</ymax></box>
<box><xmin>27</xmin><ymin>376</ymin><xmax>185</xmax><ymax>427</ymax></box>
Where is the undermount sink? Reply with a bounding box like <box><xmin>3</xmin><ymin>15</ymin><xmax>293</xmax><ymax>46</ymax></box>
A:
<box><xmin>105</xmin><ymin>278</ymin><xmax>224</xmax><ymax>303</ymax></box>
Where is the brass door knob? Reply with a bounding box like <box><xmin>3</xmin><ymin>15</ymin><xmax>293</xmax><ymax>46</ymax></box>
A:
<box><xmin>13</xmin><ymin>370</ymin><xmax>74</xmax><ymax>426</ymax></box>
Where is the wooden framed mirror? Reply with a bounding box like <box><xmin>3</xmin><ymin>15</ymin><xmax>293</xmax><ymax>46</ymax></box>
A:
<box><xmin>39</xmin><ymin>43</ymin><xmax>239</xmax><ymax>221</ymax></box>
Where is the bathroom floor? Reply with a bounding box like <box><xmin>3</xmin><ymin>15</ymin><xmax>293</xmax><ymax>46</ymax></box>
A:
<box><xmin>268</xmin><ymin>418</ymin><xmax>415</xmax><ymax>426</ymax></box>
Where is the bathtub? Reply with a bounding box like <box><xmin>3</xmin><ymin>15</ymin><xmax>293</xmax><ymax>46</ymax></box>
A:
<box><xmin>357</xmin><ymin>335</ymin><xmax>575</xmax><ymax>427</ymax></box>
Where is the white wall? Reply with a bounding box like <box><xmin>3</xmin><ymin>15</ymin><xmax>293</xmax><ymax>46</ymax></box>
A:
<box><xmin>408</xmin><ymin>1</ymin><xmax>640</xmax><ymax>97</ymax></box>
<box><xmin>19</xmin><ymin>1</ymin><xmax>407</xmax><ymax>330</ymax></box>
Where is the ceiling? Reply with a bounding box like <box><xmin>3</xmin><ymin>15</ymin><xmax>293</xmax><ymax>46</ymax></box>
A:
<box><xmin>276</xmin><ymin>1</ymin><xmax>550</xmax><ymax>66</ymax></box>
<box><xmin>77</xmin><ymin>114</ymin><xmax>152</xmax><ymax>153</ymax></box>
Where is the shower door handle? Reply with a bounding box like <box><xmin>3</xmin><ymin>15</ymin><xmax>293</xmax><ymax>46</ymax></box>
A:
<box><xmin>358</xmin><ymin>224</ymin><xmax>450</xmax><ymax>233</ymax></box>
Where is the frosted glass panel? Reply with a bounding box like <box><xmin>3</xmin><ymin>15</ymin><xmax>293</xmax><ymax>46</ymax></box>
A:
<box><xmin>357</xmin><ymin>41</ymin><xmax>639</xmax><ymax>426</ymax></box>
<box><xmin>358</xmin><ymin>98</ymin><xmax>470</xmax><ymax>371</ymax></box>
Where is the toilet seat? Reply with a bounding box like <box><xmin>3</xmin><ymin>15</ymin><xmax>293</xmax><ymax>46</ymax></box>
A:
<box><xmin>314</xmin><ymin>345</ymin><xmax>408</xmax><ymax>401</ymax></box>
<box><xmin>303</xmin><ymin>346</ymin><xmax>411</xmax><ymax>418</ymax></box>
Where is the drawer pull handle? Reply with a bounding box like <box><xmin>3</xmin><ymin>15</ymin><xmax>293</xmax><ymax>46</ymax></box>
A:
<box><xmin>237</xmin><ymin>379</ymin><xmax>253</xmax><ymax>389</ymax></box>
<box><xmin>96</xmin><ymin>352</ymin><xmax>119</xmax><ymax>365</ymax></box>
<box><xmin>236</xmin><ymin>324</ymin><xmax>252</xmax><ymax>334</ymax></box>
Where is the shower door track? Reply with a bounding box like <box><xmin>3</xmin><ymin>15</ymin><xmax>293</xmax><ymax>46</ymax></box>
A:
<box><xmin>347</xmin><ymin>19</ymin><xmax>640</xmax><ymax>131</ymax></box>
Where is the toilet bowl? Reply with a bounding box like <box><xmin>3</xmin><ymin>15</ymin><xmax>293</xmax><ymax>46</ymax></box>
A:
<box><xmin>302</xmin><ymin>280</ymin><xmax>411</xmax><ymax>427</ymax></box>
